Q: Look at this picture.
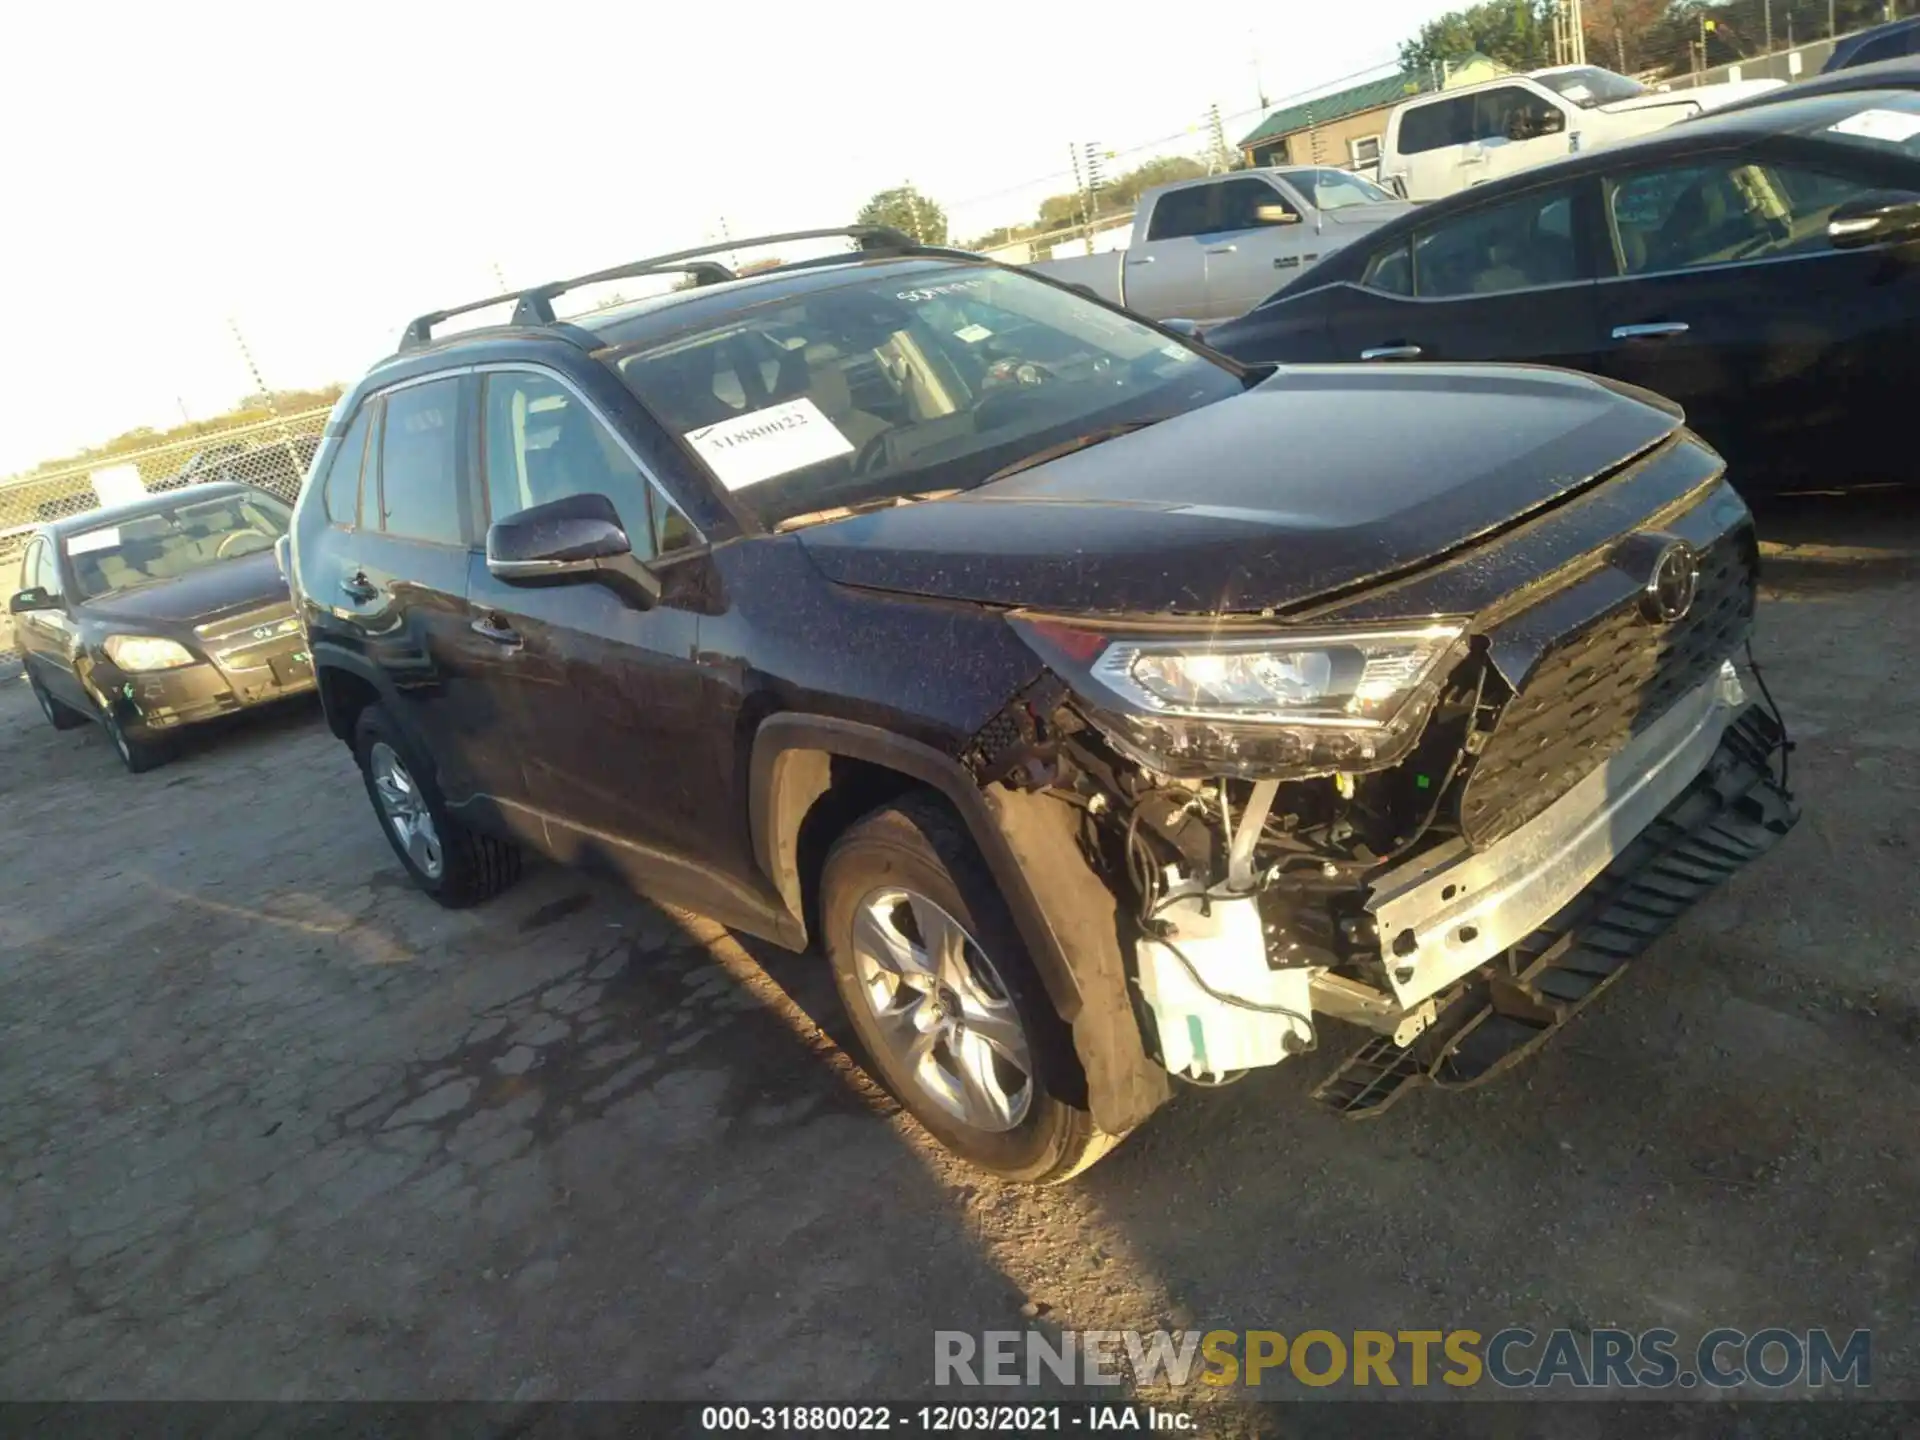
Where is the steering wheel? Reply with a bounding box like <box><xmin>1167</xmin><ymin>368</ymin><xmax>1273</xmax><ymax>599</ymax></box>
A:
<box><xmin>216</xmin><ymin>528</ymin><xmax>270</xmax><ymax>559</ymax></box>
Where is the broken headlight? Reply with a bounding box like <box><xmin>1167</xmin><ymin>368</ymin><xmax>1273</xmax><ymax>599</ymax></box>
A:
<box><xmin>1011</xmin><ymin>615</ymin><xmax>1468</xmax><ymax>780</ymax></box>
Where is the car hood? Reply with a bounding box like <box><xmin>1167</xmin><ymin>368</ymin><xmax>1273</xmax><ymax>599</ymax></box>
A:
<box><xmin>1601</xmin><ymin>78</ymin><xmax>1786</xmax><ymax>115</ymax></box>
<box><xmin>796</xmin><ymin>366</ymin><xmax>1684</xmax><ymax>616</ymax></box>
<box><xmin>77</xmin><ymin>549</ymin><xmax>290</xmax><ymax>630</ymax></box>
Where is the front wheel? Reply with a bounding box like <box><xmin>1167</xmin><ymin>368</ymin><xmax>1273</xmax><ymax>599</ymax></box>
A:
<box><xmin>353</xmin><ymin>704</ymin><xmax>522</xmax><ymax>907</ymax></box>
<box><xmin>820</xmin><ymin>793</ymin><xmax>1121</xmax><ymax>1184</ymax></box>
<box><xmin>100</xmin><ymin>705</ymin><xmax>169</xmax><ymax>773</ymax></box>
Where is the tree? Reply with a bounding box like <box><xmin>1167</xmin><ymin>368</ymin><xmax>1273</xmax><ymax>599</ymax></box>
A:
<box><xmin>1399</xmin><ymin>0</ymin><xmax>1557</xmax><ymax>77</ymax></box>
<box><xmin>856</xmin><ymin>185</ymin><xmax>949</xmax><ymax>245</ymax></box>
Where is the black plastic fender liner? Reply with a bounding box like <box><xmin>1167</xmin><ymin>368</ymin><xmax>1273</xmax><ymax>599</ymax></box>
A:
<box><xmin>751</xmin><ymin>714</ymin><xmax>1172</xmax><ymax>1136</ymax></box>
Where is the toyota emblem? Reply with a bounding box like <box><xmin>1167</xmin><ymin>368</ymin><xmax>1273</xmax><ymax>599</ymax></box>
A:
<box><xmin>1641</xmin><ymin>540</ymin><xmax>1698</xmax><ymax>624</ymax></box>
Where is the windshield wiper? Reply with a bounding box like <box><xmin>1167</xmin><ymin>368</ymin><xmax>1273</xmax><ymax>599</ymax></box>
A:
<box><xmin>773</xmin><ymin>489</ymin><xmax>961</xmax><ymax>534</ymax></box>
<box><xmin>980</xmin><ymin>419</ymin><xmax>1166</xmax><ymax>486</ymax></box>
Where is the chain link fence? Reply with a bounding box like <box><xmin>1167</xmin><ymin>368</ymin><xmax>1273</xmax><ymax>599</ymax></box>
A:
<box><xmin>0</xmin><ymin>405</ymin><xmax>331</xmax><ymax>672</ymax></box>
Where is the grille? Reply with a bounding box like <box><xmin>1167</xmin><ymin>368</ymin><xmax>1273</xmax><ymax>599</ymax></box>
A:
<box><xmin>1456</xmin><ymin>535</ymin><xmax>1755</xmax><ymax>850</ymax></box>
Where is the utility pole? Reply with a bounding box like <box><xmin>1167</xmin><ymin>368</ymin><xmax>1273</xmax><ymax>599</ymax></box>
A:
<box><xmin>1765</xmin><ymin>0</ymin><xmax>1774</xmax><ymax>52</ymax></box>
<box><xmin>1207</xmin><ymin>104</ymin><xmax>1233</xmax><ymax>174</ymax></box>
<box><xmin>1571</xmin><ymin>0</ymin><xmax>1587</xmax><ymax>66</ymax></box>
<box><xmin>1069</xmin><ymin>145</ymin><xmax>1092</xmax><ymax>255</ymax></box>
<box><xmin>1829</xmin><ymin>0</ymin><xmax>1836</xmax><ymax>39</ymax></box>
<box><xmin>228</xmin><ymin>317</ymin><xmax>274</xmax><ymax>415</ymax></box>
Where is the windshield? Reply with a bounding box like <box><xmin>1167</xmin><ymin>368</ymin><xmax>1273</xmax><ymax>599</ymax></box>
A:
<box><xmin>605</xmin><ymin>266</ymin><xmax>1245</xmax><ymax>528</ymax></box>
<box><xmin>1536</xmin><ymin>67</ymin><xmax>1647</xmax><ymax>107</ymax></box>
<box><xmin>66</xmin><ymin>492</ymin><xmax>292</xmax><ymax>600</ymax></box>
<box><xmin>1297</xmin><ymin>168</ymin><xmax>1399</xmax><ymax>209</ymax></box>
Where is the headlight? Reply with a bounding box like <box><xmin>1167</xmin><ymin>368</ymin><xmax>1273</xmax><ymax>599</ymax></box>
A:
<box><xmin>102</xmin><ymin>635</ymin><xmax>197</xmax><ymax>672</ymax></box>
<box><xmin>1011</xmin><ymin>615</ymin><xmax>1468</xmax><ymax>779</ymax></box>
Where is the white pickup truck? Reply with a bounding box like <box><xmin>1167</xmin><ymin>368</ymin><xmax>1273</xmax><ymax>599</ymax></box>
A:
<box><xmin>1380</xmin><ymin>65</ymin><xmax>1787</xmax><ymax>202</ymax></box>
<box><xmin>1029</xmin><ymin>167</ymin><xmax>1411</xmax><ymax>325</ymax></box>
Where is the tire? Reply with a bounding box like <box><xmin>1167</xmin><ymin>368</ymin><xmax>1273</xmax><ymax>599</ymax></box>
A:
<box><xmin>26</xmin><ymin>666</ymin><xmax>88</xmax><ymax>731</ymax></box>
<box><xmin>820</xmin><ymin>792</ymin><xmax>1122</xmax><ymax>1184</ymax></box>
<box><xmin>353</xmin><ymin>703</ymin><xmax>522</xmax><ymax>908</ymax></box>
<box><xmin>100</xmin><ymin>704</ymin><xmax>169</xmax><ymax>773</ymax></box>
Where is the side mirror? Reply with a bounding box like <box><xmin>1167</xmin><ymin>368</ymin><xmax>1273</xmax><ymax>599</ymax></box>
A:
<box><xmin>9</xmin><ymin>586</ymin><xmax>55</xmax><ymax>614</ymax></box>
<box><xmin>1542</xmin><ymin>110</ymin><xmax>1567</xmax><ymax>134</ymax></box>
<box><xmin>1254</xmin><ymin>205</ymin><xmax>1300</xmax><ymax>226</ymax></box>
<box><xmin>485</xmin><ymin>492</ymin><xmax>660</xmax><ymax>609</ymax></box>
<box><xmin>1828</xmin><ymin>192</ymin><xmax>1920</xmax><ymax>250</ymax></box>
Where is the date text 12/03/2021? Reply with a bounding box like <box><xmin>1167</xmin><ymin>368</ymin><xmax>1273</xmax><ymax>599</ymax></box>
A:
<box><xmin>700</xmin><ymin>1405</ymin><xmax>1193</xmax><ymax>1432</ymax></box>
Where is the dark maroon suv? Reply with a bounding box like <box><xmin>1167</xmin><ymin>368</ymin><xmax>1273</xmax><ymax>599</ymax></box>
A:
<box><xmin>287</xmin><ymin>227</ymin><xmax>1797</xmax><ymax>1182</ymax></box>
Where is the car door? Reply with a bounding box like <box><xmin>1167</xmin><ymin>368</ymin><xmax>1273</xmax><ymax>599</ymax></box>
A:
<box><xmin>1467</xmin><ymin>85</ymin><xmax>1573</xmax><ymax>186</ymax></box>
<box><xmin>1326</xmin><ymin>179</ymin><xmax>1608</xmax><ymax>371</ymax></box>
<box><xmin>1197</xmin><ymin>176</ymin><xmax>1319</xmax><ymax>319</ymax></box>
<box><xmin>1592</xmin><ymin>147</ymin><xmax>1920</xmax><ymax>489</ymax></box>
<box><xmin>1125</xmin><ymin>184</ymin><xmax>1218</xmax><ymax>318</ymax></box>
<box><xmin>463</xmin><ymin>366</ymin><xmax>712</xmax><ymax>882</ymax></box>
<box><xmin>338</xmin><ymin>375</ymin><xmax>517</xmax><ymax>817</ymax></box>
<box><xmin>13</xmin><ymin>538</ymin><xmax>81</xmax><ymax>706</ymax></box>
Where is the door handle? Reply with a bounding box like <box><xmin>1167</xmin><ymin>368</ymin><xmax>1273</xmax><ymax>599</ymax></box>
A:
<box><xmin>1206</xmin><ymin>244</ymin><xmax>1238</xmax><ymax>255</ymax></box>
<box><xmin>471</xmin><ymin>615</ymin><xmax>522</xmax><ymax>649</ymax></box>
<box><xmin>339</xmin><ymin>571</ymin><xmax>377</xmax><ymax>602</ymax></box>
<box><xmin>1125</xmin><ymin>255</ymin><xmax>1156</xmax><ymax>266</ymax></box>
<box><xmin>1360</xmin><ymin>345</ymin><xmax>1424</xmax><ymax>361</ymax></box>
<box><xmin>1612</xmin><ymin>322</ymin><xmax>1690</xmax><ymax>340</ymax></box>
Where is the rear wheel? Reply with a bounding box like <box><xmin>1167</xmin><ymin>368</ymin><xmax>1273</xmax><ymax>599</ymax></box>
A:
<box><xmin>820</xmin><ymin>793</ymin><xmax>1121</xmax><ymax>1184</ymax></box>
<box><xmin>26</xmin><ymin>666</ymin><xmax>87</xmax><ymax>731</ymax></box>
<box><xmin>354</xmin><ymin>704</ymin><xmax>521</xmax><ymax>907</ymax></box>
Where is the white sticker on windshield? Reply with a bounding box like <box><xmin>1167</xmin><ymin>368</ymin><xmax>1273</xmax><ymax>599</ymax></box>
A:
<box><xmin>685</xmin><ymin>397</ymin><xmax>855</xmax><ymax>491</ymax></box>
<box><xmin>68</xmin><ymin>527</ymin><xmax>120</xmax><ymax>555</ymax></box>
<box><xmin>1159</xmin><ymin>343</ymin><xmax>1198</xmax><ymax>361</ymax></box>
<box><xmin>1829</xmin><ymin>108</ymin><xmax>1920</xmax><ymax>144</ymax></box>
<box><xmin>954</xmin><ymin>323</ymin><xmax>993</xmax><ymax>343</ymax></box>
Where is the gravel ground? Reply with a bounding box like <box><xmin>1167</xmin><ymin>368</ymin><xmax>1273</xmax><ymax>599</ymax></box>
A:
<box><xmin>0</xmin><ymin>490</ymin><xmax>1915</xmax><ymax>1415</ymax></box>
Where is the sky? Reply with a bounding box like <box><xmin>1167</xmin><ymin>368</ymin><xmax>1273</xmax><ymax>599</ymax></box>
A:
<box><xmin>0</xmin><ymin>0</ymin><xmax>1453</xmax><ymax>476</ymax></box>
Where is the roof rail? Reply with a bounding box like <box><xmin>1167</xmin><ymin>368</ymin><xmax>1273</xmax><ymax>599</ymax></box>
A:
<box><xmin>395</xmin><ymin>225</ymin><xmax>925</xmax><ymax>353</ymax></box>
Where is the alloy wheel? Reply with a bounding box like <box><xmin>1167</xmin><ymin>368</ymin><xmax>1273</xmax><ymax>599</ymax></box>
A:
<box><xmin>369</xmin><ymin>742</ymin><xmax>444</xmax><ymax>880</ymax></box>
<box><xmin>849</xmin><ymin>887</ymin><xmax>1033</xmax><ymax>1132</ymax></box>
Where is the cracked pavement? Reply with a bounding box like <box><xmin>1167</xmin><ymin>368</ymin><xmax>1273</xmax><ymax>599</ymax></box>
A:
<box><xmin>1</xmin><ymin>493</ymin><xmax>1916</xmax><ymax>1407</ymax></box>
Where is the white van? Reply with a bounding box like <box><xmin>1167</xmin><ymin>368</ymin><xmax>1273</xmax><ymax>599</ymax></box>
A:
<box><xmin>1380</xmin><ymin>65</ymin><xmax>1786</xmax><ymax>202</ymax></box>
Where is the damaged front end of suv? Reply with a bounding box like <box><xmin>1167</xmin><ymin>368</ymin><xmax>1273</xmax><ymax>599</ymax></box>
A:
<box><xmin>957</xmin><ymin>463</ymin><xmax>1797</xmax><ymax>1118</ymax></box>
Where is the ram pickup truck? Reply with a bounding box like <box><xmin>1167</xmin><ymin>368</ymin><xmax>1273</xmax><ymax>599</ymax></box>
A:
<box><xmin>1030</xmin><ymin>166</ymin><xmax>1411</xmax><ymax>324</ymax></box>
<box><xmin>1381</xmin><ymin>65</ymin><xmax>1787</xmax><ymax>201</ymax></box>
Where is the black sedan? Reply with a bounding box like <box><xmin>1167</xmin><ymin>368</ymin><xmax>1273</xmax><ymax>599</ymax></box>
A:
<box><xmin>9</xmin><ymin>482</ymin><xmax>312</xmax><ymax>771</ymax></box>
<box><xmin>1203</xmin><ymin>87</ymin><xmax>1920</xmax><ymax>494</ymax></box>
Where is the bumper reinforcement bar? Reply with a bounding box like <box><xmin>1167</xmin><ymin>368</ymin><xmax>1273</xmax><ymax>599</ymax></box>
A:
<box><xmin>1313</xmin><ymin>703</ymin><xmax>1797</xmax><ymax>1118</ymax></box>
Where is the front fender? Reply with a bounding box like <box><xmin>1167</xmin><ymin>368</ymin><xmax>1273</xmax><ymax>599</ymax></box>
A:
<box><xmin>750</xmin><ymin>713</ymin><xmax>1171</xmax><ymax>1136</ymax></box>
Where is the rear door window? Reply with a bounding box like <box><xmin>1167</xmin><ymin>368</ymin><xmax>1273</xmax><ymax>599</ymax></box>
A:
<box><xmin>320</xmin><ymin>404</ymin><xmax>374</xmax><ymax>526</ymax></box>
<box><xmin>377</xmin><ymin>379</ymin><xmax>469</xmax><ymax>547</ymax></box>
<box><xmin>1146</xmin><ymin>186</ymin><xmax>1218</xmax><ymax>240</ymax></box>
<box><xmin>1396</xmin><ymin>97</ymin><xmax>1469</xmax><ymax>155</ymax></box>
<box><xmin>1414</xmin><ymin>187</ymin><xmax>1583</xmax><ymax>296</ymax></box>
<box><xmin>1362</xmin><ymin>239</ymin><xmax>1415</xmax><ymax>296</ymax></box>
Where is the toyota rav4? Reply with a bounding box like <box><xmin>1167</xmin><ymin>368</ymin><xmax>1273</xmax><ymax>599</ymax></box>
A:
<box><xmin>286</xmin><ymin>226</ymin><xmax>1798</xmax><ymax>1182</ymax></box>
